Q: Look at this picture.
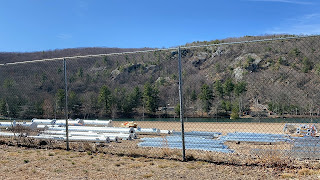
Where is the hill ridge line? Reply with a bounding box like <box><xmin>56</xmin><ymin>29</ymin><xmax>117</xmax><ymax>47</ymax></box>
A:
<box><xmin>1</xmin><ymin>35</ymin><xmax>318</xmax><ymax>66</ymax></box>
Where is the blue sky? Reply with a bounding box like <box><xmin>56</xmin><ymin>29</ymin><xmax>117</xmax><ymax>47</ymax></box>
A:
<box><xmin>1</xmin><ymin>0</ymin><xmax>320</xmax><ymax>52</ymax></box>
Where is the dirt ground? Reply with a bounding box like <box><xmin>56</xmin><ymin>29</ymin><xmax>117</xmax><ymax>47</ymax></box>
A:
<box><xmin>114</xmin><ymin>121</ymin><xmax>286</xmax><ymax>134</ymax></box>
<box><xmin>1</xmin><ymin>144</ymin><xmax>320</xmax><ymax>180</ymax></box>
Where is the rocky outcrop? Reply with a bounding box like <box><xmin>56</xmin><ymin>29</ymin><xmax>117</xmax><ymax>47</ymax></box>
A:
<box><xmin>191</xmin><ymin>52</ymin><xmax>208</xmax><ymax>68</ymax></box>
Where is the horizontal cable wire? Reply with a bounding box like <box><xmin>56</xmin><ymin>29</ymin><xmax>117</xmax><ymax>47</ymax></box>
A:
<box><xmin>0</xmin><ymin>35</ymin><xmax>319</xmax><ymax>66</ymax></box>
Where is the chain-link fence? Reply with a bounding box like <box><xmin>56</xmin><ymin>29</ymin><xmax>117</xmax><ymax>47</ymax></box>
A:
<box><xmin>1</xmin><ymin>35</ymin><xmax>320</xmax><ymax>163</ymax></box>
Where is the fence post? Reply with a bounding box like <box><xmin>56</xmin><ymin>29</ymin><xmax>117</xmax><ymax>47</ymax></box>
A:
<box><xmin>63</xmin><ymin>58</ymin><xmax>70</xmax><ymax>151</ymax></box>
<box><xmin>178</xmin><ymin>47</ymin><xmax>186</xmax><ymax>161</ymax></box>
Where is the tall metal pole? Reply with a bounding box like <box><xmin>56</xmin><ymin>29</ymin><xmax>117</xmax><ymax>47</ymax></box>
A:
<box><xmin>63</xmin><ymin>58</ymin><xmax>70</xmax><ymax>151</ymax></box>
<box><xmin>178</xmin><ymin>47</ymin><xmax>186</xmax><ymax>161</ymax></box>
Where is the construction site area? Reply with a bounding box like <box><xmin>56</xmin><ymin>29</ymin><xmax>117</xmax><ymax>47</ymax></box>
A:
<box><xmin>1</xmin><ymin>119</ymin><xmax>320</xmax><ymax>159</ymax></box>
<box><xmin>2</xmin><ymin>35</ymin><xmax>320</xmax><ymax>179</ymax></box>
<box><xmin>1</xmin><ymin>119</ymin><xmax>320</xmax><ymax>179</ymax></box>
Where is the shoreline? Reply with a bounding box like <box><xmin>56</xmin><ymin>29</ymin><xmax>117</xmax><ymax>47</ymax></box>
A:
<box><xmin>1</xmin><ymin>117</ymin><xmax>319</xmax><ymax>124</ymax></box>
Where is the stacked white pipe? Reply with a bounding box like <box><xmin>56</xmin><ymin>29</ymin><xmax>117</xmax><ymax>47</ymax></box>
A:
<box><xmin>37</xmin><ymin>126</ymin><xmax>135</xmax><ymax>142</ymax></box>
<box><xmin>0</xmin><ymin>120</ymin><xmax>37</xmax><ymax>129</ymax></box>
<box><xmin>0</xmin><ymin>132</ymin><xmax>25</xmax><ymax>137</ymax></box>
<box><xmin>31</xmin><ymin>118</ymin><xmax>56</xmax><ymax>125</ymax></box>
<box><xmin>83</xmin><ymin>119</ymin><xmax>113</xmax><ymax>127</ymax></box>
<box><xmin>159</xmin><ymin>130</ymin><xmax>172</xmax><ymax>134</ymax></box>
<box><xmin>37</xmin><ymin>125</ymin><xmax>61</xmax><ymax>129</ymax></box>
<box><xmin>42</xmin><ymin>130</ymin><xmax>132</xmax><ymax>141</ymax></box>
<box><xmin>55</xmin><ymin>119</ymin><xmax>84</xmax><ymax>126</ymax></box>
<box><xmin>29</xmin><ymin>134</ymin><xmax>112</xmax><ymax>143</ymax></box>
<box><xmin>27</xmin><ymin>118</ymin><xmax>135</xmax><ymax>143</ymax></box>
<box><xmin>45</xmin><ymin>126</ymin><xmax>135</xmax><ymax>134</ymax></box>
<box><xmin>0</xmin><ymin>121</ymin><xmax>16</xmax><ymax>128</ymax></box>
<box><xmin>32</xmin><ymin>119</ymin><xmax>113</xmax><ymax>127</ymax></box>
<box><xmin>134</xmin><ymin>127</ymin><xmax>160</xmax><ymax>135</ymax></box>
<box><xmin>0</xmin><ymin>118</ymin><xmax>132</xmax><ymax>143</ymax></box>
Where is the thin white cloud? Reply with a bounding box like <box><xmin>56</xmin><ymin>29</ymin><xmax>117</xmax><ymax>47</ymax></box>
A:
<box><xmin>303</xmin><ymin>13</ymin><xmax>320</xmax><ymax>20</ymax></box>
<box><xmin>266</xmin><ymin>13</ymin><xmax>320</xmax><ymax>35</ymax></box>
<box><xmin>56</xmin><ymin>33</ymin><xmax>72</xmax><ymax>40</ymax></box>
<box><xmin>268</xmin><ymin>24</ymin><xmax>320</xmax><ymax>35</ymax></box>
<box><xmin>247</xmin><ymin>0</ymin><xmax>314</xmax><ymax>5</ymax></box>
<box><xmin>74</xmin><ymin>1</ymin><xmax>89</xmax><ymax>17</ymax></box>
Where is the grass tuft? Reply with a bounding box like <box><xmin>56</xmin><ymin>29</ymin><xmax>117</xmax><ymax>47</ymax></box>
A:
<box><xmin>186</xmin><ymin>163</ymin><xmax>200</xmax><ymax>169</ymax></box>
<box><xmin>129</xmin><ymin>163</ymin><xmax>144</xmax><ymax>168</ymax></box>
<box><xmin>298</xmin><ymin>168</ymin><xmax>315</xmax><ymax>176</ymax></box>
<box><xmin>280</xmin><ymin>173</ymin><xmax>295</xmax><ymax>179</ymax></box>
<box><xmin>158</xmin><ymin>164</ymin><xmax>171</xmax><ymax>168</ymax></box>
<box><xmin>142</xmin><ymin>173</ymin><xmax>153</xmax><ymax>178</ymax></box>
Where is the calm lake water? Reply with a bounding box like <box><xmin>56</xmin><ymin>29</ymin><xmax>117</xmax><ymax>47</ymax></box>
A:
<box><xmin>112</xmin><ymin>118</ymin><xmax>320</xmax><ymax>123</ymax></box>
<box><xmin>3</xmin><ymin>118</ymin><xmax>320</xmax><ymax>123</ymax></box>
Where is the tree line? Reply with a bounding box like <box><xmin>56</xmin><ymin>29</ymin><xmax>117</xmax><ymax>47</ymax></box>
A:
<box><xmin>0</xmin><ymin>78</ymin><xmax>249</xmax><ymax>119</ymax></box>
<box><xmin>53</xmin><ymin>82</ymin><xmax>161</xmax><ymax>119</ymax></box>
<box><xmin>0</xmin><ymin>82</ymin><xmax>160</xmax><ymax>119</ymax></box>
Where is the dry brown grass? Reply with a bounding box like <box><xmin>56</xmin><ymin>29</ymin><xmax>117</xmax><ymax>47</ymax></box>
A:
<box><xmin>3</xmin><ymin>122</ymin><xmax>320</xmax><ymax>179</ymax></box>
<box><xmin>253</xmin><ymin>148</ymin><xmax>292</xmax><ymax>167</ymax></box>
<box><xmin>141</xmin><ymin>173</ymin><xmax>153</xmax><ymax>178</ymax></box>
<box><xmin>280</xmin><ymin>173</ymin><xmax>296</xmax><ymax>179</ymax></box>
<box><xmin>0</xmin><ymin>135</ymin><xmax>304</xmax><ymax>169</ymax></box>
<box><xmin>157</xmin><ymin>161</ymin><xmax>179</xmax><ymax>169</ymax></box>
<box><xmin>129</xmin><ymin>162</ymin><xmax>145</xmax><ymax>168</ymax></box>
<box><xmin>297</xmin><ymin>168</ymin><xmax>317</xmax><ymax>176</ymax></box>
<box><xmin>1</xmin><ymin>143</ymin><xmax>320</xmax><ymax>179</ymax></box>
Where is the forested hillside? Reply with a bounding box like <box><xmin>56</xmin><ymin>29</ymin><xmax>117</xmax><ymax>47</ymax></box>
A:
<box><xmin>1</xmin><ymin>35</ymin><xmax>320</xmax><ymax>120</ymax></box>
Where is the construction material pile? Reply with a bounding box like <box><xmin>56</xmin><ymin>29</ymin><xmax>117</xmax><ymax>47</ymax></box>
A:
<box><xmin>0</xmin><ymin>119</ymin><xmax>168</xmax><ymax>144</ymax></box>
<box><xmin>219</xmin><ymin>132</ymin><xmax>291</xmax><ymax>143</ymax></box>
<box><xmin>283</xmin><ymin>123</ymin><xmax>318</xmax><ymax>137</ymax></box>
<box><xmin>138</xmin><ymin>131</ymin><xmax>233</xmax><ymax>153</ymax></box>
